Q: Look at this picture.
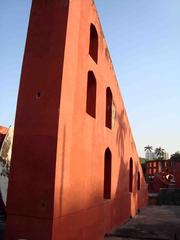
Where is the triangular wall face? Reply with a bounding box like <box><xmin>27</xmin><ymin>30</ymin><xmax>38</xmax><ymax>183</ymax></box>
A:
<box><xmin>6</xmin><ymin>0</ymin><xmax>148</xmax><ymax>239</ymax></box>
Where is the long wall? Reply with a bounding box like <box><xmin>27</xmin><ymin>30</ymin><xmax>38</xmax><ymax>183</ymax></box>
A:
<box><xmin>6</xmin><ymin>1</ymin><xmax>147</xmax><ymax>239</ymax></box>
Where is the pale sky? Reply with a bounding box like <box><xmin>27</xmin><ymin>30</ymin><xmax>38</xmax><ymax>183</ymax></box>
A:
<box><xmin>0</xmin><ymin>0</ymin><xmax>180</xmax><ymax>157</ymax></box>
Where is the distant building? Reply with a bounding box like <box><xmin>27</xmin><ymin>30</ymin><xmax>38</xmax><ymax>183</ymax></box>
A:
<box><xmin>0</xmin><ymin>126</ymin><xmax>8</xmax><ymax>149</ymax></box>
<box><xmin>163</xmin><ymin>151</ymin><xmax>169</xmax><ymax>160</ymax></box>
<box><xmin>145</xmin><ymin>150</ymin><xmax>169</xmax><ymax>160</ymax></box>
<box><xmin>0</xmin><ymin>126</ymin><xmax>14</xmax><ymax>205</ymax></box>
<box><xmin>145</xmin><ymin>151</ymin><xmax>155</xmax><ymax>160</ymax></box>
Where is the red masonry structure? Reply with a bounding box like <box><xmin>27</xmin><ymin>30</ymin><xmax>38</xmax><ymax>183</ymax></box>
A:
<box><xmin>176</xmin><ymin>162</ymin><xmax>180</xmax><ymax>188</ymax></box>
<box><xmin>0</xmin><ymin>126</ymin><xmax>8</xmax><ymax>149</ymax></box>
<box><xmin>146</xmin><ymin>160</ymin><xmax>180</xmax><ymax>193</ymax></box>
<box><xmin>6</xmin><ymin>1</ymin><xmax>148</xmax><ymax>239</ymax></box>
<box><xmin>146</xmin><ymin>160</ymin><xmax>176</xmax><ymax>176</ymax></box>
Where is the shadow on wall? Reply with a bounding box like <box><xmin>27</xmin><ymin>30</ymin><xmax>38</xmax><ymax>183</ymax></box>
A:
<box><xmin>54</xmin><ymin>103</ymin><xmax>147</xmax><ymax>239</ymax></box>
<box><xmin>115</xmin><ymin>108</ymin><xmax>147</xmax><ymax>219</ymax></box>
<box><xmin>51</xmin><ymin>109</ymin><xmax>132</xmax><ymax>239</ymax></box>
<box><xmin>115</xmin><ymin>109</ymin><xmax>132</xmax><ymax>222</ymax></box>
<box><xmin>5</xmin><ymin>109</ymin><xmax>147</xmax><ymax>240</ymax></box>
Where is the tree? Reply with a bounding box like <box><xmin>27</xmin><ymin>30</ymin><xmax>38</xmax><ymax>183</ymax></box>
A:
<box><xmin>140</xmin><ymin>158</ymin><xmax>147</xmax><ymax>175</ymax></box>
<box><xmin>154</xmin><ymin>147</ymin><xmax>165</xmax><ymax>160</ymax></box>
<box><xmin>144</xmin><ymin>145</ymin><xmax>153</xmax><ymax>152</ymax></box>
<box><xmin>170</xmin><ymin>151</ymin><xmax>180</xmax><ymax>161</ymax></box>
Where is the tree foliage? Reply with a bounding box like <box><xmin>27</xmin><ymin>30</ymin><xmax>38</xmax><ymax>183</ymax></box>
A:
<box><xmin>170</xmin><ymin>151</ymin><xmax>180</xmax><ymax>161</ymax></box>
<box><xmin>144</xmin><ymin>145</ymin><xmax>153</xmax><ymax>152</ymax></box>
<box><xmin>154</xmin><ymin>147</ymin><xmax>165</xmax><ymax>160</ymax></box>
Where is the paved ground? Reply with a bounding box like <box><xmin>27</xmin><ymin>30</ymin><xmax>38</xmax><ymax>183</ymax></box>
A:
<box><xmin>105</xmin><ymin>205</ymin><xmax>180</xmax><ymax>240</ymax></box>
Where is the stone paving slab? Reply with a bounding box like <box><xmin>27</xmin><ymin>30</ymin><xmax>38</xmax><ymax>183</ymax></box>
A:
<box><xmin>105</xmin><ymin>205</ymin><xmax>180</xmax><ymax>240</ymax></box>
<box><xmin>106</xmin><ymin>238</ymin><xmax>139</xmax><ymax>240</ymax></box>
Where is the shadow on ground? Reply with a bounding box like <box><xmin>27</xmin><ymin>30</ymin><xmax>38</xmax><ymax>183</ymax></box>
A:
<box><xmin>0</xmin><ymin>215</ymin><xmax>5</xmax><ymax>240</ymax></box>
<box><xmin>105</xmin><ymin>205</ymin><xmax>180</xmax><ymax>240</ymax></box>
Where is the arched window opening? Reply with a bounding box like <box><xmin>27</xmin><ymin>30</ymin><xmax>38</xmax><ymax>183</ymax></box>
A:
<box><xmin>104</xmin><ymin>148</ymin><xmax>112</xmax><ymax>199</ymax></box>
<box><xmin>129</xmin><ymin>158</ymin><xmax>133</xmax><ymax>192</ymax></box>
<box><xmin>86</xmin><ymin>71</ymin><xmax>97</xmax><ymax>118</ymax></box>
<box><xmin>89</xmin><ymin>24</ymin><xmax>98</xmax><ymax>63</ymax></box>
<box><xmin>106</xmin><ymin>87</ymin><xmax>112</xmax><ymax>129</ymax></box>
<box><xmin>137</xmin><ymin>171</ymin><xmax>140</xmax><ymax>190</ymax></box>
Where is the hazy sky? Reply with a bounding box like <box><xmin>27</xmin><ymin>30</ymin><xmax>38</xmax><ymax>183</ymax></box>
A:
<box><xmin>0</xmin><ymin>0</ymin><xmax>180</xmax><ymax>157</ymax></box>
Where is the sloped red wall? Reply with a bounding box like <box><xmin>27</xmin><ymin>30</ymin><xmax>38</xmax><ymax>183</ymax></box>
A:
<box><xmin>6</xmin><ymin>0</ymin><xmax>147</xmax><ymax>239</ymax></box>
